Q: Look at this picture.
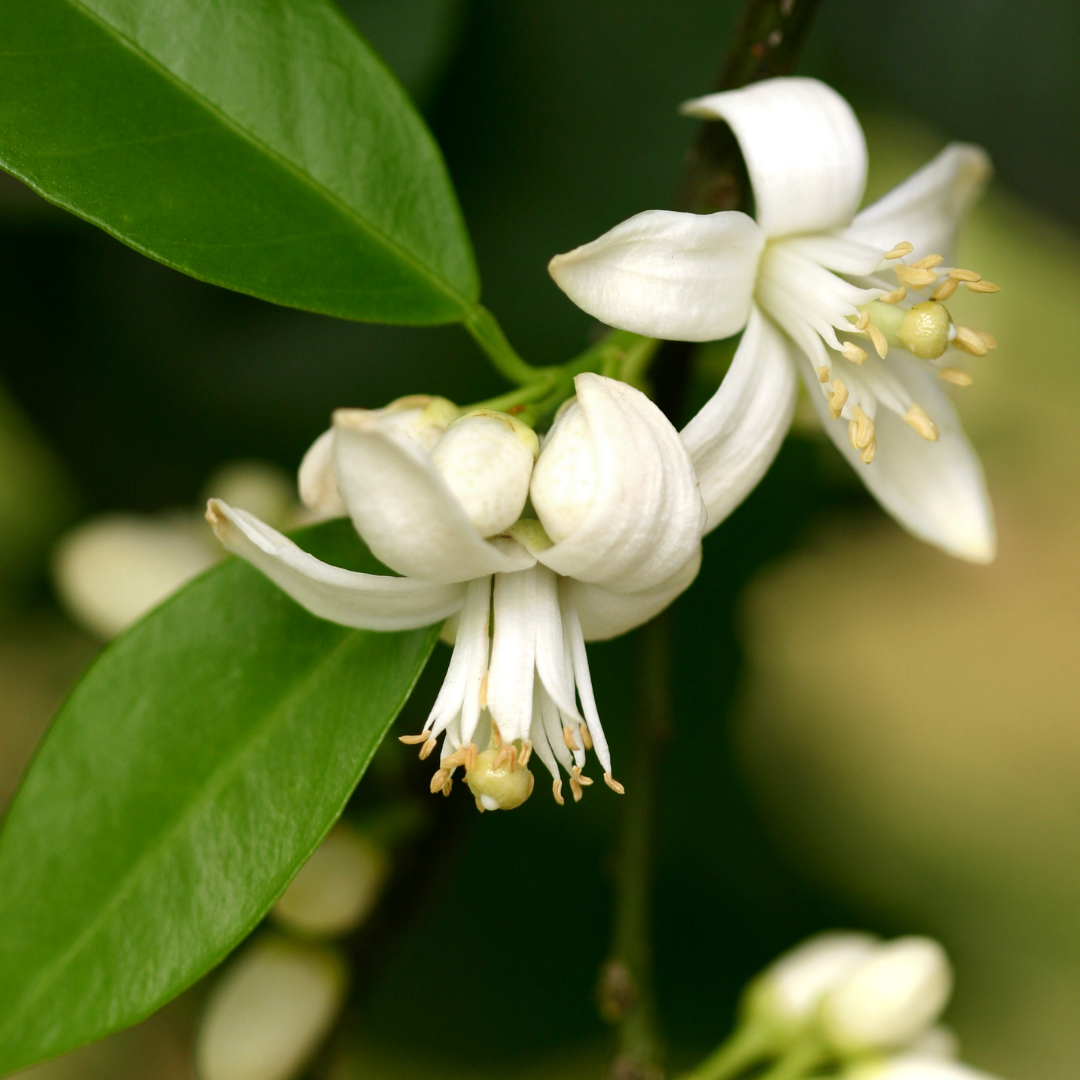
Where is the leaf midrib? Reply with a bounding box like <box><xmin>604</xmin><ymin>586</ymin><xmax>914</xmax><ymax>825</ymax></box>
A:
<box><xmin>0</xmin><ymin>626</ymin><xmax>366</xmax><ymax>1048</ymax></box>
<box><xmin>54</xmin><ymin>0</ymin><xmax>475</xmax><ymax>314</ymax></box>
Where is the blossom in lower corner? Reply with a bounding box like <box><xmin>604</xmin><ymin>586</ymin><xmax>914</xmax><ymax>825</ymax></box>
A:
<box><xmin>549</xmin><ymin>76</ymin><xmax>998</xmax><ymax>563</ymax></box>
<box><xmin>206</xmin><ymin>377</ymin><xmax>705</xmax><ymax>811</ymax></box>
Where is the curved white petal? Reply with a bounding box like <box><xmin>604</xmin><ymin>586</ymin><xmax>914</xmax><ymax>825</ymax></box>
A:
<box><xmin>486</xmin><ymin>568</ymin><xmax>538</xmax><ymax>745</ymax></box>
<box><xmin>682</xmin><ymin>77</ymin><xmax>867</xmax><ymax>239</ymax></box>
<box><xmin>206</xmin><ymin>499</ymin><xmax>466</xmax><ymax>629</ymax></box>
<box><xmin>535</xmin><ymin>374</ymin><xmax>706</xmax><ymax>592</ymax></box>
<box><xmin>801</xmin><ymin>359</ymin><xmax>996</xmax><ymax>563</ymax></box>
<box><xmin>568</xmin><ymin>545</ymin><xmax>702</xmax><ymax>642</ymax></box>
<box><xmin>298</xmin><ymin>429</ymin><xmax>348</xmax><ymax>518</ymax></box>
<box><xmin>842</xmin><ymin>143</ymin><xmax>992</xmax><ymax>265</ymax></box>
<box><xmin>680</xmin><ymin>306</ymin><xmax>798</xmax><ymax>532</ymax></box>
<box><xmin>548</xmin><ymin>209</ymin><xmax>764</xmax><ymax>342</ymax></box>
<box><xmin>332</xmin><ymin>411</ymin><xmax>535</xmax><ymax>584</ymax></box>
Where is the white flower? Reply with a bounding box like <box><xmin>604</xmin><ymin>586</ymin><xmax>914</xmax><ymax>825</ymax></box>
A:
<box><xmin>821</xmin><ymin>936</ymin><xmax>953</xmax><ymax>1053</ymax></box>
<box><xmin>207</xmin><ymin>377</ymin><xmax>705</xmax><ymax>810</ymax></box>
<box><xmin>549</xmin><ymin>77</ymin><xmax>997</xmax><ymax>563</ymax></box>
<box><xmin>846</xmin><ymin>1055</ymin><xmax>1002</xmax><ymax>1080</ymax></box>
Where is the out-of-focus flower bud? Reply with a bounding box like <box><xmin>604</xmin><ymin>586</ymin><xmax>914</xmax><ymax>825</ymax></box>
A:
<box><xmin>845</xmin><ymin>1054</ymin><xmax>1001</xmax><ymax>1080</ymax></box>
<box><xmin>906</xmin><ymin>1025</ymin><xmax>960</xmax><ymax>1060</ymax></box>
<box><xmin>272</xmin><ymin>824</ymin><xmax>387</xmax><ymax>938</ymax></box>
<box><xmin>299</xmin><ymin>396</ymin><xmax>458</xmax><ymax>518</ymax></box>
<box><xmin>195</xmin><ymin>936</ymin><xmax>347</xmax><ymax>1080</ymax></box>
<box><xmin>429</xmin><ymin>410</ymin><xmax>539</xmax><ymax>537</ymax></box>
<box><xmin>742</xmin><ymin>931</ymin><xmax>880</xmax><ymax>1042</ymax></box>
<box><xmin>529</xmin><ymin>400</ymin><xmax>595</xmax><ymax>543</ymax></box>
<box><xmin>821</xmin><ymin>937</ymin><xmax>953</xmax><ymax>1053</ymax></box>
<box><xmin>203</xmin><ymin>461</ymin><xmax>296</xmax><ymax>531</ymax></box>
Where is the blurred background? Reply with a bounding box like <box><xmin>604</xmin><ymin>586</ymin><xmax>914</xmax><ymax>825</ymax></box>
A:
<box><xmin>2</xmin><ymin>1</ymin><xmax>1079</xmax><ymax>1078</ymax></box>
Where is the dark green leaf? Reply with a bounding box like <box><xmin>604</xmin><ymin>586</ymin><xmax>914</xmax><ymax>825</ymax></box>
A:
<box><xmin>0</xmin><ymin>0</ymin><xmax>478</xmax><ymax>324</ymax></box>
<box><xmin>0</xmin><ymin>519</ymin><xmax>439</xmax><ymax>1073</ymax></box>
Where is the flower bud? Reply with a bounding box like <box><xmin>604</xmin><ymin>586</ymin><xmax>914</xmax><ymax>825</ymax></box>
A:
<box><xmin>272</xmin><ymin>824</ymin><xmax>387</xmax><ymax>938</ymax></box>
<box><xmin>821</xmin><ymin>937</ymin><xmax>953</xmax><ymax>1053</ymax></box>
<box><xmin>845</xmin><ymin>1055</ymin><xmax>998</xmax><ymax>1080</ymax></box>
<box><xmin>742</xmin><ymin>932</ymin><xmax>880</xmax><ymax>1041</ymax></box>
<box><xmin>529</xmin><ymin>400</ymin><xmax>596</xmax><ymax>543</ymax></box>
<box><xmin>429</xmin><ymin>410</ymin><xmax>539</xmax><ymax>537</ymax></box>
<box><xmin>195</xmin><ymin>936</ymin><xmax>347</xmax><ymax>1080</ymax></box>
<box><xmin>465</xmin><ymin>747</ymin><xmax>533</xmax><ymax>811</ymax></box>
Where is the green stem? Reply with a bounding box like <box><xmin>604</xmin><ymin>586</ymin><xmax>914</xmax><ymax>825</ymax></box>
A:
<box><xmin>463</xmin><ymin>305</ymin><xmax>545</xmax><ymax>386</ymax></box>
<box><xmin>754</xmin><ymin>1039</ymin><xmax>828</xmax><ymax>1080</ymax></box>
<box><xmin>462</xmin><ymin>377</ymin><xmax>556</xmax><ymax>417</ymax></box>
<box><xmin>679</xmin><ymin>1024</ymin><xmax>774</xmax><ymax>1080</ymax></box>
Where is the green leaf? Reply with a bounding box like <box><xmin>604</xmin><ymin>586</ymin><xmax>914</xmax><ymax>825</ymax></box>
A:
<box><xmin>0</xmin><ymin>519</ymin><xmax>439</xmax><ymax>1074</ymax></box>
<box><xmin>0</xmin><ymin>0</ymin><xmax>478</xmax><ymax>324</ymax></box>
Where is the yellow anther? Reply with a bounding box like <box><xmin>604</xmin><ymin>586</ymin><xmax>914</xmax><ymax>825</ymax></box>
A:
<box><xmin>429</xmin><ymin>768</ymin><xmax>451</xmax><ymax>795</ymax></box>
<box><xmin>884</xmin><ymin>242</ymin><xmax>913</xmax><ymax>260</ymax></box>
<box><xmin>866</xmin><ymin>321</ymin><xmax>889</xmax><ymax>359</ymax></box>
<box><xmin>399</xmin><ymin>732</ymin><xmax>430</xmax><ymax>745</ymax></box>
<box><xmin>853</xmin><ymin>311</ymin><xmax>871</xmax><ymax>332</ymax></box>
<box><xmin>580</xmin><ymin>725</ymin><xmax>594</xmax><ymax>751</ymax></box>
<box><xmin>966</xmin><ymin>280</ymin><xmax>1000</xmax><ymax>293</ymax></box>
<box><xmin>442</xmin><ymin>777</ymin><xmax>453</xmax><ymax>797</ymax></box>
<box><xmin>949</xmin><ymin>268</ymin><xmax>981</xmax><ymax>282</ymax></box>
<box><xmin>491</xmin><ymin>742</ymin><xmax>517</xmax><ymax>772</ymax></box>
<box><xmin>418</xmin><ymin>737</ymin><xmax>438</xmax><ymax>761</ymax></box>
<box><xmin>977</xmin><ymin>330</ymin><xmax>998</xmax><ymax>350</ymax></box>
<box><xmin>489</xmin><ymin>718</ymin><xmax>502</xmax><ymax>747</ymax></box>
<box><xmin>828</xmin><ymin>380</ymin><xmax>849</xmax><ymax>420</ymax></box>
<box><xmin>553</xmin><ymin>778</ymin><xmax>565</xmax><ymax>806</ymax></box>
<box><xmin>518</xmin><ymin>740</ymin><xmax>533</xmax><ymax>767</ymax></box>
<box><xmin>860</xmin><ymin>438</ymin><xmax>877</xmax><ymax>464</ymax></box>
<box><xmin>478</xmin><ymin>672</ymin><xmax>489</xmax><ymax>709</ymax></box>
<box><xmin>894</xmin><ymin>265</ymin><xmax>939</xmax><ymax>290</ymax></box>
<box><xmin>938</xmin><ymin>367</ymin><xmax>973</xmax><ymax>387</ymax></box>
<box><xmin>569</xmin><ymin>765</ymin><xmax>593</xmax><ymax>803</ymax></box>
<box><xmin>604</xmin><ymin>773</ymin><xmax>626</xmax><ymax>795</ymax></box>
<box><xmin>953</xmin><ymin>326</ymin><xmax>989</xmax><ymax>356</ymax></box>
<box><xmin>930</xmin><ymin>277</ymin><xmax>959</xmax><ymax>301</ymax></box>
<box><xmin>879</xmin><ymin>286</ymin><xmax>908</xmax><ymax>304</ymax></box>
<box><xmin>442</xmin><ymin>743</ymin><xmax>478</xmax><ymax>773</ymax></box>
<box><xmin>841</xmin><ymin>342</ymin><xmax>867</xmax><ymax>365</ymax></box>
<box><xmin>912</xmin><ymin>254</ymin><xmax>944</xmax><ymax>270</ymax></box>
<box><xmin>903</xmin><ymin>404</ymin><xmax>940</xmax><ymax>442</ymax></box>
<box><xmin>562</xmin><ymin>725</ymin><xmax>580</xmax><ymax>752</ymax></box>
<box><xmin>849</xmin><ymin>407</ymin><xmax>875</xmax><ymax>452</ymax></box>
<box><xmin>817</xmin><ymin>365</ymin><xmax>831</xmax><ymax>383</ymax></box>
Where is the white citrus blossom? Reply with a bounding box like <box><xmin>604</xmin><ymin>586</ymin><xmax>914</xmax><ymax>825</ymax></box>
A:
<box><xmin>549</xmin><ymin>77</ymin><xmax>998</xmax><ymax>562</ymax></box>
<box><xmin>845</xmin><ymin>1055</ymin><xmax>1002</xmax><ymax>1080</ymax></box>
<box><xmin>207</xmin><ymin>378</ymin><xmax>705</xmax><ymax>810</ymax></box>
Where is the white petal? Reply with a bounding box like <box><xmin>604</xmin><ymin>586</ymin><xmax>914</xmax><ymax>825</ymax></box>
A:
<box><xmin>456</xmin><ymin>576</ymin><xmax>492</xmax><ymax>747</ymax></box>
<box><xmin>533</xmin><ymin>564</ymin><xmax>582</xmax><ymax>720</ymax></box>
<box><xmin>486</xmin><ymin>569</ymin><xmax>539</xmax><ymax>745</ymax></box>
<box><xmin>548</xmin><ymin>209</ymin><xmax>764</xmax><ymax>342</ymax></box>
<box><xmin>682</xmin><ymin>77</ymin><xmax>867</xmax><ymax>239</ymax></box>
<box><xmin>843</xmin><ymin>143</ymin><xmax>992</xmax><ymax>265</ymax></box>
<box><xmin>298</xmin><ymin>429</ymin><xmax>347</xmax><ymax>518</ymax></box>
<box><xmin>567</xmin><ymin>545</ymin><xmax>702</xmax><ymax>642</ymax></box>
<box><xmin>529</xmin><ymin>684</ymin><xmax>563</xmax><ymax>781</ymax></box>
<box><xmin>206</xmin><ymin>500</ymin><xmax>466</xmax><ymax>629</ymax></box>
<box><xmin>332</xmin><ymin>411</ymin><xmax>535</xmax><ymax>584</ymax></box>
<box><xmin>534</xmin><ymin>374</ymin><xmax>706</xmax><ymax>592</ymax></box>
<box><xmin>680</xmin><ymin>306</ymin><xmax>799</xmax><ymax>532</ymax></box>
<box><xmin>801</xmin><ymin>359</ymin><xmax>996</xmax><ymax>563</ymax></box>
<box><xmin>562</xmin><ymin>596</ymin><xmax>612</xmax><ymax>775</ymax></box>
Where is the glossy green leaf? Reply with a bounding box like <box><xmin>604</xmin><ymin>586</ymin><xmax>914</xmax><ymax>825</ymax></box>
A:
<box><xmin>0</xmin><ymin>519</ymin><xmax>439</xmax><ymax>1074</ymax></box>
<box><xmin>0</xmin><ymin>0</ymin><xmax>478</xmax><ymax>324</ymax></box>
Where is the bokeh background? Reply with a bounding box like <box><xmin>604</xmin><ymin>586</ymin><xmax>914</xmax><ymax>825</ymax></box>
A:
<box><xmin>2</xmin><ymin>1</ymin><xmax>1079</xmax><ymax>1078</ymax></box>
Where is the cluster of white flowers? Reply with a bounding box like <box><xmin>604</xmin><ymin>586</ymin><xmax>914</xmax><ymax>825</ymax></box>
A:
<box><xmin>207</xmin><ymin>77</ymin><xmax>999</xmax><ymax>810</ymax></box>
<box><xmin>730</xmin><ymin>931</ymin><xmax>1005</xmax><ymax>1080</ymax></box>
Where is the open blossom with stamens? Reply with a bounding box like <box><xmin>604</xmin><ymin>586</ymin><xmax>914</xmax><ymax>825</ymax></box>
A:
<box><xmin>549</xmin><ymin>77</ymin><xmax>998</xmax><ymax>562</ymax></box>
<box><xmin>207</xmin><ymin>378</ymin><xmax>704</xmax><ymax>810</ymax></box>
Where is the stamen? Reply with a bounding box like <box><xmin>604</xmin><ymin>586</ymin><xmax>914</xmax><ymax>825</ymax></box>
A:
<box><xmin>418</xmin><ymin>737</ymin><xmax>438</xmax><ymax>761</ymax></box>
<box><xmin>853</xmin><ymin>311</ymin><xmax>871</xmax><ymax>332</ymax></box>
<box><xmin>912</xmin><ymin>254</ymin><xmax>944</xmax><ymax>270</ymax></box>
<box><xmin>966</xmin><ymin>280</ymin><xmax>1000</xmax><ymax>293</ymax></box>
<box><xmin>866</xmin><ymin>322</ymin><xmax>889</xmax><ymax>359</ymax></box>
<box><xmin>442</xmin><ymin>777</ymin><xmax>453</xmax><ymax>797</ymax></box>
<box><xmin>491</xmin><ymin>743</ymin><xmax>517</xmax><ymax>772</ymax></box>
<box><xmin>903</xmin><ymin>404</ymin><xmax>940</xmax><ymax>441</ymax></box>
<box><xmin>478</xmin><ymin>672</ymin><xmax>489</xmax><ymax>709</ymax></box>
<box><xmin>930</xmin><ymin>278</ymin><xmax>959</xmax><ymax>301</ymax></box>
<box><xmin>938</xmin><ymin>367</ymin><xmax>973</xmax><ymax>387</ymax></box>
<box><xmin>880</xmin><ymin>286</ymin><xmax>907</xmax><ymax>304</ymax></box>
<box><xmin>604</xmin><ymin>773</ymin><xmax>626</xmax><ymax>794</ymax></box>
<box><xmin>841</xmin><ymin>343</ymin><xmax>867</xmax><ymax>365</ymax></box>
<box><xmin>828</xmin><ymin>380</ymin><xmax>849</xmax><ymax>420</ymax></box>
<box><xmin>490</xmin><ymin>719</ymin><xmax>502</xmax><ymax>748</ymax></box>
<box><xmin>580</xmin><ymin>725</ymin><xmax>594</xmax><ymax>751</ymax></box>
<box><xmin>562</xmin><ymin>725</ymin><xmax>580</xmax><ymax>752</ymax></box>
<box><xmin>894</xmin><ymin>265</ymin><xmax>939</xmax><ymax>290</ymax></box>
<box><xmin>443</xmin><ymin>744</ymin><xmax>478</xmax><ymax>772</ymax></box>
<box><xmin>949</xmin><ymin>268</ymin><xmax>981</xmax><ymax>282</ymax></box>
<box><xmin>817</xmin><ymin>365</ymin><xmax>831</xmax><ymax>383</ymax></box>
<box><xmin>518</xmin><ymin>740</ymin><xmax>533</xmax><ymax>767</ymax></box>
<box><xmin>860</xmin><ymin>438</ymin><xmax>877</xmax><ymax>464</ymax></box>
<box><xmin>398</xmin><ymin>732</ymin><xmax>430</xmax><ymax>745</ymax></box>
<box><xmin>430</xmin><ymin>768</ymin><xmax>451</xmax><ymax>795</ymax></box>
<box><xmin>884</xmin><ymin>242</ymin><xmax>914</xmax><ymax>260</ymax></box>
<box><xmin>953</xmin><ymin>326</ymin><xmax>989</xmax><ymax>356</ymax></box>
<box><xmin>977</xmin><ymin>331</ymin><xmax>998</xmax><ymax>350</ymax></box>
<box><xmin>553</xmin><ymin>778</ymin><xmax>565</xmax><ymax>806</ymax></box>
<box><xmin>849</xmin><ymin>407</ymin><xmax>876</xmax><ymax>463</ymax></box>
<box><xmin>569</xmin><ymin>765</ymin><xmax>593</xmax><ymax>803</ymax></box>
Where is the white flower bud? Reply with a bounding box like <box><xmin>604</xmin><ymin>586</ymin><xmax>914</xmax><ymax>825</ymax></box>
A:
<box><xmin>195</xmin><ymin>936</ymin><xmax>347</xmax><ymax>1080</ymax></box>
<box><xmin>846</xmin><ymin>1054</ymin><xmax>999</xmax><ymax>1080</ymax></box>
<box><xmin>429</xmin><ymin>410</ymin><xmax>539</xmax><ymax>537</ymax></box>
<box><xmin>272</xmin><ymin>824</ymin><xmax>387</xmax><ymax>938</ymax></box>
<box><xmin>822</xmin><ymin>937</ymin><xmax>953</xmax><ymax>1053</ymax></box>
<box><xmin>529</xmin><ymin>400</ymin><xmax>596</xmax><ymax>543</ymax></box>
<box><xmin>743</xmin><ymin>932</ymin><xmax>880</xmax><ymax>1040</ymax></box>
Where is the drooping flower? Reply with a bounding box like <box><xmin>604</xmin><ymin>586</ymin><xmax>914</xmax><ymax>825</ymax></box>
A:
<box><xmin>207</xmin><ymin>378</ymin><xmax>705</xmax><ymax>810</ymax></box>
<box><xmin>549</xmin><ymin>77</ymin><xmax>998</xmax><ymax>562</ymax></box>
